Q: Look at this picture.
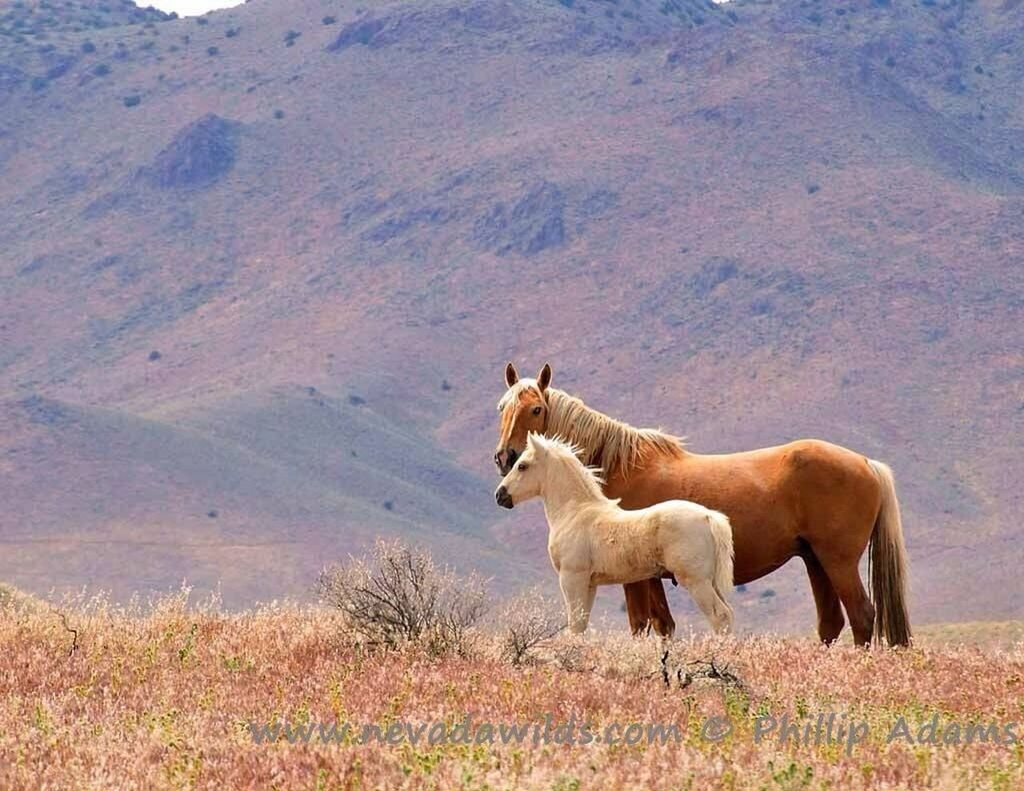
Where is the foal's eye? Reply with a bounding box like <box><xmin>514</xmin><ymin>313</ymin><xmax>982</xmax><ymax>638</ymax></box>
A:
<box><xmin>531</xmin><ymin>406</ymin><xmax>543</xmax><ymax>416</ymax></box>
<box><xmin>517</xmin><ymin>462</ymin><xmax>529</xmax><ymax>471</ymax></box>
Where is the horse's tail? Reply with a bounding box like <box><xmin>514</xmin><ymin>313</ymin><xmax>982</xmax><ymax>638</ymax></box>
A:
<box><xmin>867</xmin><ymin>460</ymin><xmax>912</xmax><ymax>647</ymax></box>
<box><xmin>708</xmin><ymin>510</ymin><xmax>735</xmax><ymax>604</ymax></box>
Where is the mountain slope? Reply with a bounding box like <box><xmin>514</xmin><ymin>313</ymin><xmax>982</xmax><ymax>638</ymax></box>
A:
<box><xmin>0</xmin><ymin>0</ymin><xmax>1021</xmax><ymax>625</ymax></box>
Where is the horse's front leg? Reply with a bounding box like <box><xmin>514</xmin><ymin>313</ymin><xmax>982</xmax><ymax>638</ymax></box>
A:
<box><xmin>559</xmin><ymin>571</ymin><xmax>593</xmax><ymax>634</ymax></box>
<box><xmin>622</xmin><ymin>581</ymin><xmax>652</xmax><ymax>635</ymax></box>
<box><xmin>647</xmin><ymin>578</ymin><xmax>676</xmax><ymax>638</ymax></box>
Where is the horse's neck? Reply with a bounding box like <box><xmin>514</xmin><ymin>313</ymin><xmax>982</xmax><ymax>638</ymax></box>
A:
<box><xmin>546</xmin><ymin>390</ymin><xmax>591</xmax><ymax>458</ymax></box>
<box><xmin>545</xmin><ymin>388</ymin><xmax>685</xmax><ymax>477</ymax></box>
<box><xmin>544</xmin><ymin>389</ymin><xmax>616</xmax><ymax>472</ymax></box>
<box><xmin>540</xmin><ymin>458</ymin><xmax>602</xmax><ymax>525</ymax></box>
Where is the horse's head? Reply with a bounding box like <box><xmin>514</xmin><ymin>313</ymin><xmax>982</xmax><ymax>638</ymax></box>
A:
<box><xmin>493</xmin><ymin>361</ymin><xmax>552</xmax><ymax>474</ymax></box>
<box><xmin>495</xmin><ymin>432</ymin><xmax>546</xmax><ymax>509</ymax></box>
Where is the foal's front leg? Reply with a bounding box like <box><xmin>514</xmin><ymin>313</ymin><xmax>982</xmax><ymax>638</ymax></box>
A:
<box><xmin>559</xmin><ymin>571</ymin><xmax>593</xmax><ymax>634</ymax></box>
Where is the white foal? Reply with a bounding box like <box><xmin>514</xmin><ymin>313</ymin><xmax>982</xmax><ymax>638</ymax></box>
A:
<box><xmin>495</xmin><ymin>433</ymin><xmax>734</xmax><ymax>635</ymax></box>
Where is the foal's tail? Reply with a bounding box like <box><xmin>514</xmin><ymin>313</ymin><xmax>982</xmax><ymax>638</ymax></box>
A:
<box><xmin>868</xmin><ymin>460</ymin><xmax>912</xmax><ymax>647</ymax></box>
<box><xmin>708</xmin><ymin>511</ymin><xmax>735</xmax><ymax>604</ymax></box>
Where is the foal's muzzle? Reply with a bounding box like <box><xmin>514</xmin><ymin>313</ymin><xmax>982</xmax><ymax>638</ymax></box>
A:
<box><xmin>495</xmin><ymin>485</ymin><xmax>514</xmax><ymax>509</ymax></box>
<box><xmin>494</xmin><ymin>447</ymin><xmax>519</xmax><ymax>475</ymax></box>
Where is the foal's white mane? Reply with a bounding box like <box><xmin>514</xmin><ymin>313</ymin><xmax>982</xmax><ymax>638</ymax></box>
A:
<box><xmin>527</xmin><ymin>434</ymin><xmax>610</xmax><ymax>504</ymax></box>
<box><xmin>499</xmin><ymin>380</ymin><xmax>685</xmax><ymax>477</ymax></box>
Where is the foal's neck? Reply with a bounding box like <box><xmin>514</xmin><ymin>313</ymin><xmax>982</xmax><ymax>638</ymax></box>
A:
<box><xmin>539</xmin><ymin>457</ymin><xmax>604</xmax><ymax>524</ymax></box>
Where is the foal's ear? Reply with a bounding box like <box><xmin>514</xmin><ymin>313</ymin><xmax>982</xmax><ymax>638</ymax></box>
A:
<box><xmin>537</xmin><ymin>362</ymin><xmax>552</xmax><ymax>393</ymax></box>
<box><xmin>505</xmin><ymin>362</ymin><xmax>519</xmax><ymax>388</ymax></box>
<box><xmin>526</xmin><ymin>432</ymin><xmax>544</xmax><ymax>454</ymax></box>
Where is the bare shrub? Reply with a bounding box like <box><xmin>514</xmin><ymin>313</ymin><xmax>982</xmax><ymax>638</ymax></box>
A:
<box><xmin>551</xmin><ymin>638</ymin><xmax>594</xmax><ymax>673</ymax></box>
<box><xmin>316</xmin><ymin>539</ymin><xmax>487</xmax><ymax>656</ymax></box>
<box><xmin>496</xmin><ymin>587</ymin><xmax>563</xmax><ymax>665</ymax></box>
<box><xmin>660</xmin><ymin>651</ymin><xmax>747</xmax><ymax>692</ymax></box>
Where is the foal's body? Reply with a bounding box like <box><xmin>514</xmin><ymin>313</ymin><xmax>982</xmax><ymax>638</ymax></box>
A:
<box><xmin>495</xmin><ymin>434</ymin><xmax>734</xmax><ymax>634</ymax></box>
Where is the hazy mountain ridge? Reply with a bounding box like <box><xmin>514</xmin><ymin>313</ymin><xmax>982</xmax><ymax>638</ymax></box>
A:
<box><xmin>0</xmin><ymin>0</ymin><xmax>1021</xmax><ymax>625</ymax></box>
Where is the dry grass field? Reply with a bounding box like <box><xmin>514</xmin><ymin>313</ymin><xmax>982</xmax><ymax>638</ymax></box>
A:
<box><xmin>2</xmin><ymin>581</ymin><xmax>1022</xmax><ymax>790</ymax></box>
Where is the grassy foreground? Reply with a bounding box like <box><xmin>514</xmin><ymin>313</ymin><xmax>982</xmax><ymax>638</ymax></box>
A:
<box><xmin>1</xmin><ymin>589</ymin><xmax>1022</xmax><ymax>790</ymax></box>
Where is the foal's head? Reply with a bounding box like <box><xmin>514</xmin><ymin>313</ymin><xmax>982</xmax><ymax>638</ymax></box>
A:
<box><xmin>495</xmin><ymin>433</ymin><xmax>596</xmax><ymax>509</ymax></box>
<box><xmin>494</xmin><ymin>432</ymin><xmax>547</xmax><ymax>509</ymax></box>
<box><xmin>494</xmin><ymin>361</ymin><xmax>553</xmax><ymax>474</ymax></box>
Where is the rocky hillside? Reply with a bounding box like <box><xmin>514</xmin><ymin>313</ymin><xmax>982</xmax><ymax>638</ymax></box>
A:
<box><xmin>1</xmin><ymin>0</ymin><xmax>1021</xmax><ymax>627</ymax></box>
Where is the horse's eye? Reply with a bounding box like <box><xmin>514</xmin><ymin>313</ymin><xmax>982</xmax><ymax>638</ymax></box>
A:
<box><xmin>531</xmin><ymin>406</ymin><xmax>542</xmax><ymax>416</ymax></box>
<box><xmin>517</xmin><ymin>462</ymin><xmax>529</xmax><ymax>471</ymax></box>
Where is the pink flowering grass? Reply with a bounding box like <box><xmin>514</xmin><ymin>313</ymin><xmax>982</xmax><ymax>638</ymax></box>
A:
<box><xmin>1</xmin><ymin>587</ymin><xmax>1022</xmax><ymax>790</ymax></box>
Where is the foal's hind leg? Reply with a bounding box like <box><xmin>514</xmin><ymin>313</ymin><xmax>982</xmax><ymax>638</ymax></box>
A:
<box><xmin>685</xmin><ymin>579</ymin><xmax>733</xmax><ymax>634</ymax></box>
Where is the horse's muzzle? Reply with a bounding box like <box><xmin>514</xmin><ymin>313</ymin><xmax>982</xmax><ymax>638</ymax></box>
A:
<box><xmin>495</xmin><ymin>485</ymin><xmax>514</xmax><ymax>509</ymax></box>
<box><xmin>494</xmin><ymin>447</ymin><xmax>518</xmax><ymax>475</ymax></box>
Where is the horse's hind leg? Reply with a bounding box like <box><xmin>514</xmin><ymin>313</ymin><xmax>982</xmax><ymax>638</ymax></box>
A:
<box><xmin>802</xmin><ymin>549</ymin><xmax>845</xmax><ymax>644</ymax></box>
<box><xmin>559</xmin><ymin>571</ymin><xmax>593</xmax><ymax>634</ymax></box>
<box><xmin>816</xmin><ymin>553</ymin><xmax>874</xmax><ymax>647</ymax></box>
<box><xmin>685</xmin><ymin>579</ymin><xmax>733</xmax><ymax>634</ymax></box>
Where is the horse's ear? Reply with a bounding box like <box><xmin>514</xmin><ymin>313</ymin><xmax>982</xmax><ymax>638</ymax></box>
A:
<box><xmin>526</xmin><ymin>432</ymin><xmax>544</xmax><ymax>454</ymax></box>
<box><xmin>537</xmin><ymin>363</ymin><xmax>552</xmax><ymax>393</ymax></box>
<box><xmin>505</xmin><ymin>362</ymin><xmax>519</xmax><ymax>388</ymax></box>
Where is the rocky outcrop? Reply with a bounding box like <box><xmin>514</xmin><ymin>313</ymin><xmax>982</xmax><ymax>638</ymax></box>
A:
<box><xmin>472</xmin><ymin>182</ymin><xmax>566</xmax><ymax>256</ymax></box>
<box><xmin>138</xmin><ymin>114</ymin><xmax>240</xmax><ymax>190</ymax></box>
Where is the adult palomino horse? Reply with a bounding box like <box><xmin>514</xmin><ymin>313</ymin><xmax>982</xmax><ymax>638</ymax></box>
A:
<box><xmin>493</xmin><ymin>362</ymin><xmax>912</xmax><ymax>647</ymax></box>
<box><xmin>495</xmin><ymin>433</ymin><xmax>735</xmax><ymax>635</ymax></box>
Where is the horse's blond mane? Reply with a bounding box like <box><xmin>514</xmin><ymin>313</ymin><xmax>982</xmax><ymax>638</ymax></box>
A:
<box><xmin>499</xmin><ymin>381</ymin><xmax>685</xmax><ymax>477</ymax></box>
<box><xmin>546</xmin><ymin>388</ymin><xmax>685</xmax><ymax>477</ymax></box>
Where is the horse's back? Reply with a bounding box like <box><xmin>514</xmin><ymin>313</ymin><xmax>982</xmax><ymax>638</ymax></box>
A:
<box><xmin>682</xmin><ymin>438</ymin><xmax>880</xmax><ymax>517</ymax></box>
<box><xmin>773</xmin><ymin>439</ymin><xmax>881</xmax><ymax>522</ymax></box>
<box><xmin>687</xmin><ymin>438</ymin><xmax>870</xmax><ymax>476</ymax></box>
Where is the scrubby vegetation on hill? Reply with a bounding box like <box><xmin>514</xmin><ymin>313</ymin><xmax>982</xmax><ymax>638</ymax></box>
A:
<box><xmin>0</xmin><ymin>0</ymin><xmax>170</xmax><ymax>39</ymax></box>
